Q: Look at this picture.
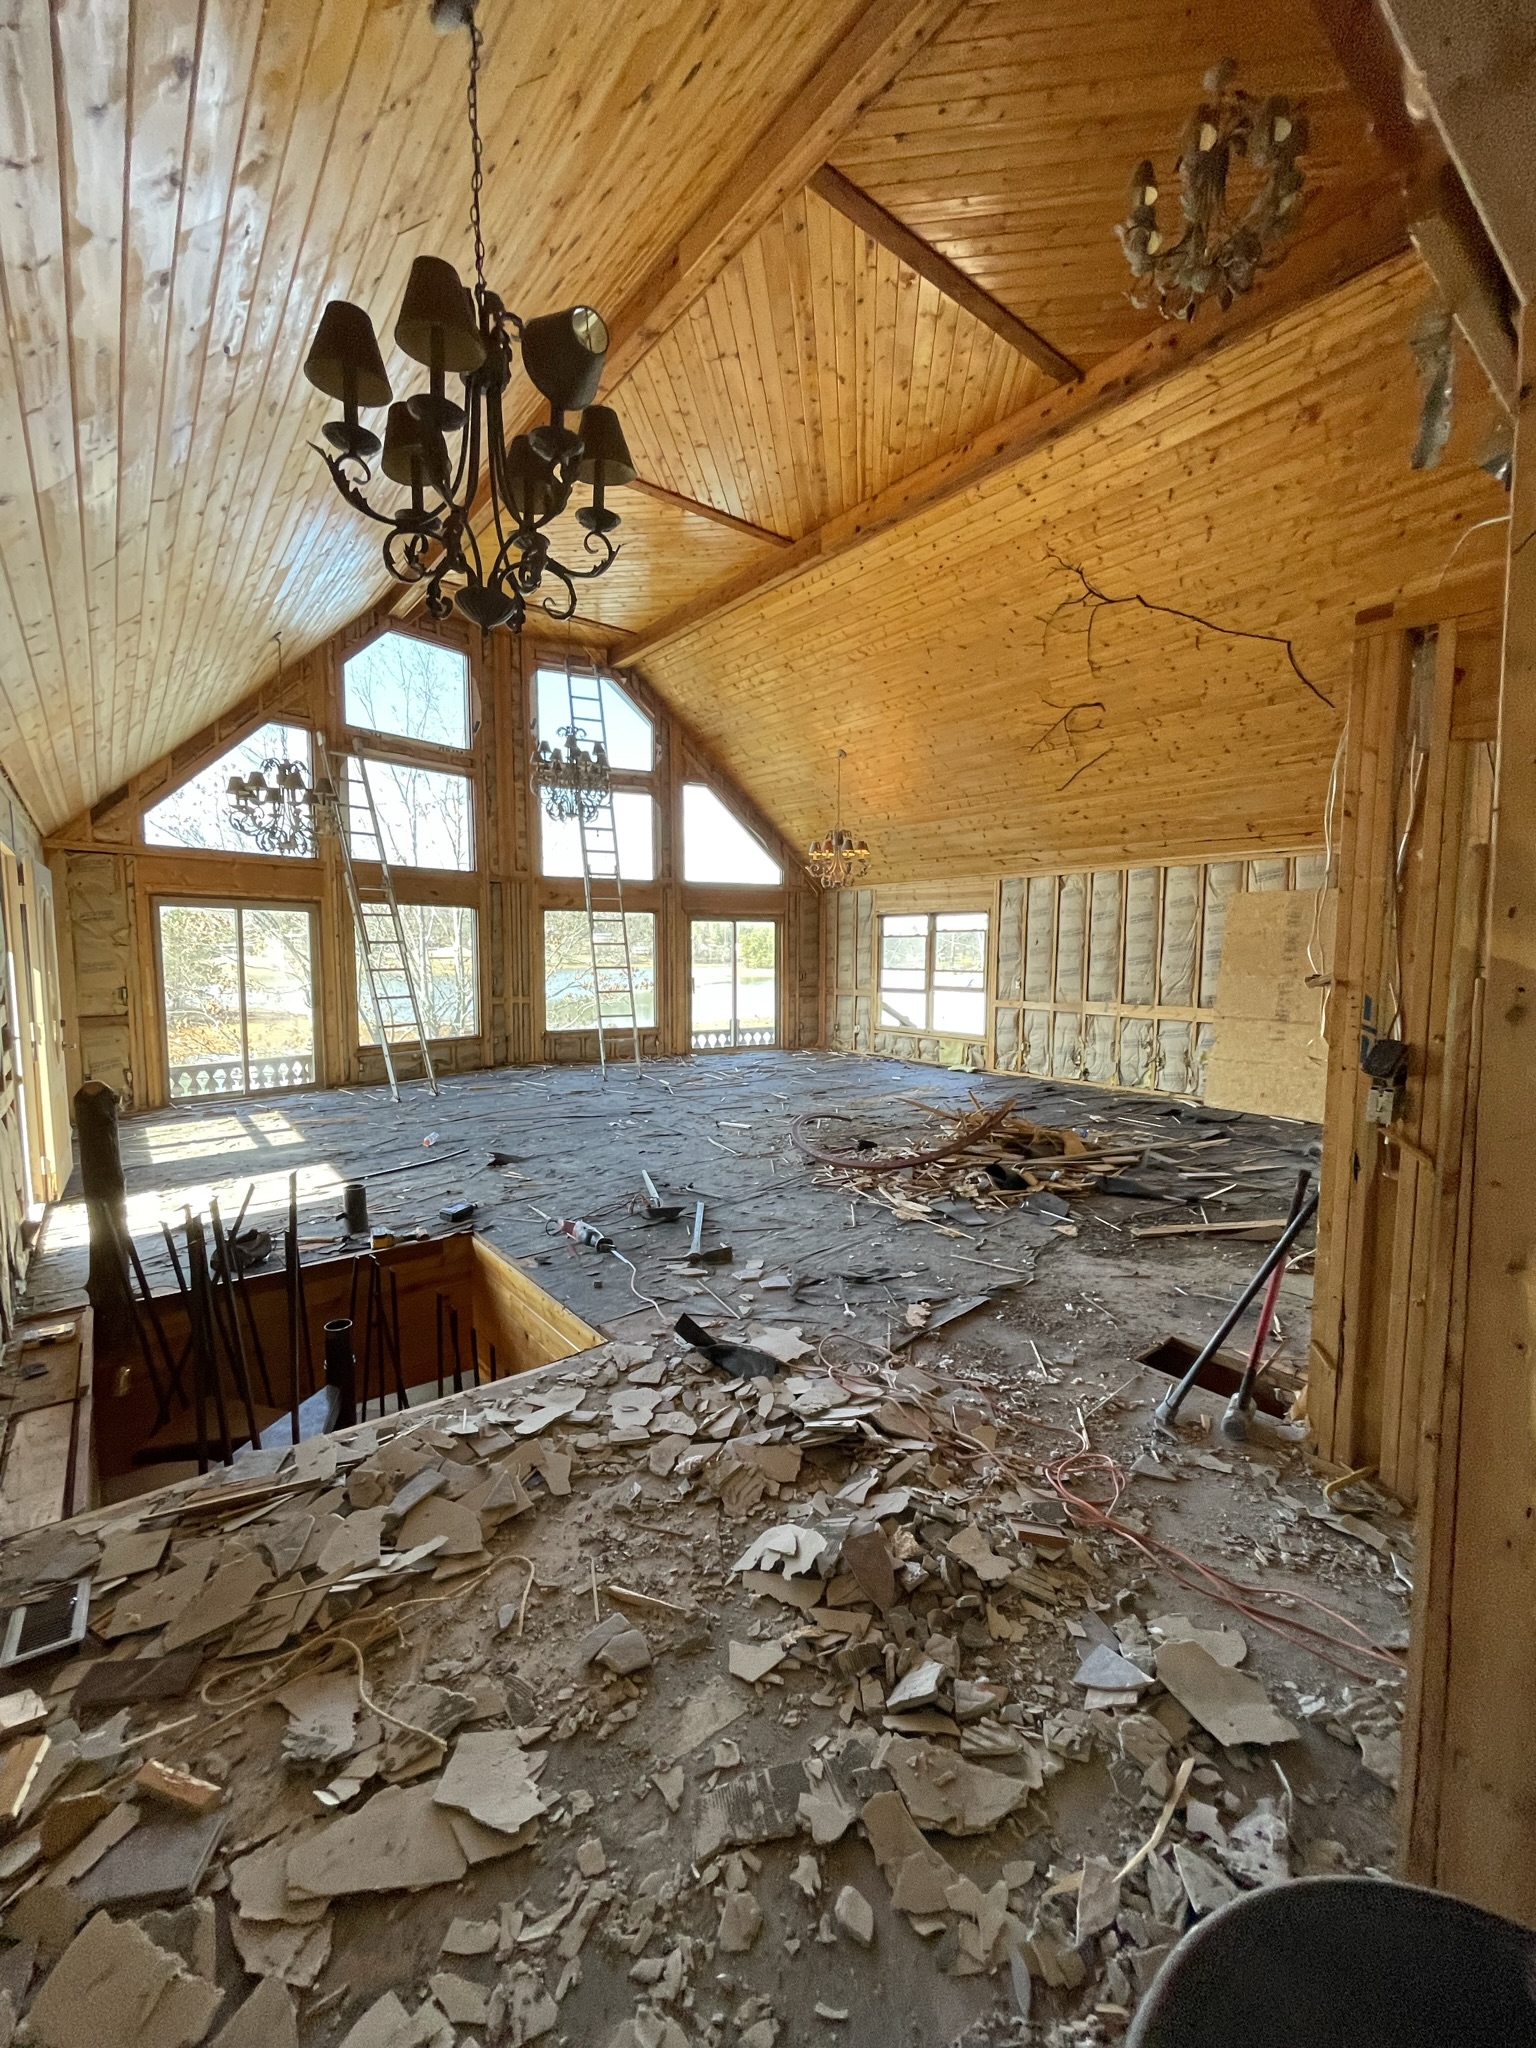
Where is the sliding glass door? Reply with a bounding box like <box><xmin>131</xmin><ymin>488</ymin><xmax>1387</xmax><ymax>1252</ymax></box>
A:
<box><xmin>690</xmin><ymin>919</ymin><xmax>777</xmax><ymax>1050</ymax></box>
<box><xmin>158</xmin><ymin>903</ymin><xmax>318</xmax><ymax>1099</ymax></box>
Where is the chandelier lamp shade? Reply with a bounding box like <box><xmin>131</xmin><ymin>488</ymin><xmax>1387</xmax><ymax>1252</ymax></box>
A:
<box><xmin>301</xmin><ymin>3</ymin><xmax>636</xmax><ymax>635</ymax></box>
<box><xmin>807</xmin><ymin>750</ymin><xmax>870</xmax><ymax>890</ymax></box>
<box><xmin>531</xmin><ymin>728</ymin><xmax>613</xmax><ymax>826</ymax></box>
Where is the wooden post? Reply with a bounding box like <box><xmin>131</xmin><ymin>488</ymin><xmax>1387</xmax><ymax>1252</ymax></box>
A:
<box><xmin>1405</xmin><ymin>305</ymin><xmax>1536</xmax><ymax>1922</ymax></box>
<box><xmin>73</xmin><ymin>1079</ymin><xmax>135</xmax><ymax>1330</ymax></box>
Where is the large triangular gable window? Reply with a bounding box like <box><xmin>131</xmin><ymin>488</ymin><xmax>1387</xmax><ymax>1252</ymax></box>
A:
<box><xmin>144</xmin><ymin>723</ymin><xmax>312</xmax><ymax>856</ymax></box>
<box><xmin>682</xmin><ymin>783</ymin><xmax>782</xmax><ymax>884</ymax></box>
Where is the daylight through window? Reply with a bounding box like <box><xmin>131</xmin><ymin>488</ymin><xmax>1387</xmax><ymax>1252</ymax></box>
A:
<box><xmin>540</xmin><ymin>792</ymin><xmax>655</xmax><ymax>881</ymax></box>
<box><xmin>879</xmin><ymin>911</ymin><xmax>988</xmax><ymax>1037</ymax></box>
<box><xmin>682</xmin><ymin>784</ymin><xmax>782</xmax><ymax>884</ymax></box>
<box><xmin>344</xmin><ymin>633</ymin><xmax>470</xmax><ymax>750</ymax></box>
<box><xmin>357</xmin><ymin>904</ymin><xmax>478</xmax><ymax>1043</ymax></box>
<box><xmin>346</xmin><ymin>758</ymin><xmax>473</xmax><ymax>872</ymax></box>
<box><xmin>535</xmin><ymin>670</ymin><xmax>652</xmax><ymax>772</ymax></box>
<box><xmin>543</xmin><ymin>910</ymin><xmax>656</xmax><ymax>1031</ymax></box>
<box><xmin>144</xmin><ymin>724</ymin><xmax>312</xmax><ymax>856</ymax></box>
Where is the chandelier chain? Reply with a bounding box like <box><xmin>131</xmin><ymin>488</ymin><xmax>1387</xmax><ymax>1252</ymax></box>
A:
<box><xmin>466</xmin><ymin>13</ymin><xmax>487</xmax><ymax>310</ymax></box>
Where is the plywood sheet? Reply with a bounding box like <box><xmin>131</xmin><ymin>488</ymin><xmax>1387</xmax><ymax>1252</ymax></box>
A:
<box><xmin>1204</xmin><ymin>890</ymin><xmax>1332</xmax><ymax>1121</ymax></box>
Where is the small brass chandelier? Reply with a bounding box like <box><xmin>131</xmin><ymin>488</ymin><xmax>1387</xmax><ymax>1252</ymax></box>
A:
<box><xmin>301</xmin><ymin>1</ymin><xmax>636</xmax><ymax>634</ymax></box>
<box><xmin>807</xmin><ymin>751</ymin><xmax>870</xmax><ymax>890</ymax></box>
<box><xmin>532</xmin><ymin>728</ymin><xmax>612</xmax><ymax>826</ymax></box>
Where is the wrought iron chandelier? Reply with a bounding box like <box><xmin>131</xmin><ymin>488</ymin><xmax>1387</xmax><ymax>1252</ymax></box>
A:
<box><xmin>225</xmin><ymin>755</ymin><xmax>320</xmax><ymax>857</ymax></box>
<box><xmin>532</xmin><ymin>728</ymin><xmax>612</xmax><ymax>825</ymax></box>
<box><xmin>806</xmin><ymin>751</ymin><xmax>870</xmax><ymax>891</ymax></box>
<box><xmin>1116</xmin><ymin>61</ymin><xmax>1307</xmax><ymax>321</ymax></box>
<box><xmin>301</xmin><ymin>1</ymin><xmax>636</xmax><ymax>634</ymax></box>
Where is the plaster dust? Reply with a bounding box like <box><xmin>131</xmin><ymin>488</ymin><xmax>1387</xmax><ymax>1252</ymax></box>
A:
<box><xmin>1</xmin><ymin>1053</ymin><xmax>1409</xmax><ymax>2046</ymax></box>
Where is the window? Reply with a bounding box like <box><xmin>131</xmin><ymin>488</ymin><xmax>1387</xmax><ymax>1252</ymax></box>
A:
<box><xmin>682</xmin><ymin>784</ymin><xmax>782</xmax><ymax>884</ymax></box>
<box><xmin>543</xmin><ymin>910</ymin><xmax>656</xmax><ymax>1031</ymax></box>
<box><xmin>344</xmin><ymin>632</ymin><xmax>469</xmax><ymax>750</ymax></box>
<box><xmin>535</xmin><ymin>669</ymin><xmax>652</xmax><ymax>771</ymax></box>
<box><xmin>158</xmin><ymin>902</ymin><xmax>317</xmax><ymax>1097</ymax></box>
<box><xmin>540</xmin><ymin>792</ymin><xmax>654</xmax><ymax>880</ymax></box>
<box><xmin>691</xmin><ymin>919</ymin><xmax>776</xmax><ymax>1048</ymax></box>
<box><xmin>346</xmin><ymin>757</ymin><xmax>473</xmax><ymax>872</ymax></box>
<box><xmin>358</xmin><ymin>904</ymin><xmax>478</xmax><ymax>1043</ymax></box>
<box><xmin>880</xmin><ymin>911</ymin><xmax>988</xmax><ymax>1037</ymax></box>
<box><xmin>144</xmin><ymin>724</ymin><xmax>312</xmax><ymax>856</ymax></box>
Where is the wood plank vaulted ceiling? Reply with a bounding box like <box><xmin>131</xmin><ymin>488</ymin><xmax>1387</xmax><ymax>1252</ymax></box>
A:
<box><xmin>0</xmin><ymin>0</ymin><xmax>1506</xmax><ymax>855</ymax></box>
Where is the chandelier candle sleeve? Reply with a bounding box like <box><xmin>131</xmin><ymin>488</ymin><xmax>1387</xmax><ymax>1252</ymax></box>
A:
<box><xmin>301</xmin><ymin>3</ymin><xmax>634</xmax><ymax>635</ymax></box>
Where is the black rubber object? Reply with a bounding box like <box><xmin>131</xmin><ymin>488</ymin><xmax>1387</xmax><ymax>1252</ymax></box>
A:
<box><xmin>1127</xmin><ymin>1877</ymin><xmax>1536</xmax><ymax>2048</ymax></box>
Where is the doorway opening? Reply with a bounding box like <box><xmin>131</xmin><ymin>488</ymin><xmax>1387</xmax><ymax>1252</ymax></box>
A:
<box><xmin>690</xmin><ymin>918</ymin><xmax>777</xmax><ymax>1049</ymax></box>
<box><xmin>157</xmin><ymin>902</ymin><xmax>318</xmax><ymax>1100</ymax></box>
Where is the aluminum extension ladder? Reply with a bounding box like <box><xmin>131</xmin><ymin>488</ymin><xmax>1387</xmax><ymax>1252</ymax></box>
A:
<box><xmin>564</xmin><ymin>664</ymin><xmax>641</xmax><ymax>1079</ymax></box>
<box><xmin>318</xmin><ymin>734</ymin><xmax>439</xmax><ymax>1104</ymax></box>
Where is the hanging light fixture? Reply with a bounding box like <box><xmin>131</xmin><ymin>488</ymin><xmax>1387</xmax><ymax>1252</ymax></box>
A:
<box><xmin>1116</xmin><ymin>60</ymin><xmax>1308</xmax><ymax>321</ymax></box>
<box><xmin>806</xmin><ymin>750</ymin><xmax>870</xmax><ymax>890</ymax></box>
<box><xmin>531</xmin><ymin>728</ymin><xmax>612</xmax><ymax>825</ymax></box>
<box><xmin>301</xmin><ymin>2</ymin><xmax>636</xmax><ymax>634</ymax></box>
<box><xmin>225</xmin><ymin>641</ymin><xmax>328</xmax><ymax>856</ymax></box>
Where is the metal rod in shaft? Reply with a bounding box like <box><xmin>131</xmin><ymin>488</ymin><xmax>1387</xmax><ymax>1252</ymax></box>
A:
<box><xmin>1153</xmin><ymin>1188</ymin><xmax>1321</xmax><ymax>1429</ymax></box>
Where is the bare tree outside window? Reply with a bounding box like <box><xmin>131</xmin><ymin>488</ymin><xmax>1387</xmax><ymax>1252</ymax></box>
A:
<box><xmin>357</xmin><ymin>905</ymin><xmax>478</xmax><ymax>1043</ymax></box>
<box><xmin>344</xmin><ymin>633</ymin><xmax>469</xmax><ymax>750</ymax></box>
<box><xmin>346</xmin><ymin>758</ymin><xmax>473</xmax><ymax>872</ymax></box>
<box><xmin>543</xmin><ymin>911</ymin><xmax>655</xmax><ymax>1030</ymax></box>
<box><xmin>144</xmin><ymin>724</ymin><xmax>312</xmax><ymax>855</ymax></box>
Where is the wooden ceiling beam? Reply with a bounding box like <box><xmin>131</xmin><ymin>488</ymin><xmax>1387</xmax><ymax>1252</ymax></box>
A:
<box><xmin>621</xmin><ymin>479</ymin><xmax>793</xmax><ymax>550</ymax></box>
<box><xmin>620</xmin><ymin>188</ymin><xmax>1414</xmax><ymax>666</ymax></box>
<box><xmin>394</xmin><ymin>0</ymin><xmax>963</xmax><ymax>623</ymax></box>
<box><xmin>1408</xmin><ymin>163</ymin><xmax>1519</xmax><ymax>413</ymax></box>
<box><xmin>808</xmin><ymin>163</ymin><xmax>1080</xmax><ymax>386</ymax></box>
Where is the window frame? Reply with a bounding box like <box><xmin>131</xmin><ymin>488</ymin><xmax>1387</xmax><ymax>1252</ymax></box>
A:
<box><xmin>878</xmin><ymin>909</ymin><xmax>990</xmax><ymax>1039</ymax></box>
<box><xmin>345</xmin><ymin>750</ymin><xmax>477</xmax><ymax>875</ymax></box>
<box><xmin>354</xmin><ymin>898</ymin><xmax>482</xmax><ymax>1048</ymax></box>
<box><xmin>341</xmin><ymin>627</ymin><xmax>472</xmax><ymax>755</ymax></box>
<box><xmin>153</xmin><ymin>895</ymin><xmax>323</xmax><ymax>1100</ymax></box>
<box><xmin>540</xmin><ymin>907</ymin><xmax>658</xmax><ymax>1035</ymax></box>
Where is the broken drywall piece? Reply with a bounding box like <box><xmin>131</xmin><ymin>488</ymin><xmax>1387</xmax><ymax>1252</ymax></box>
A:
<box><xmin>716</xmin><ymin>1889</ymin><xmax>762</xmax><ymax>1952</ymax></box>
<box><xmin>337</xmin><ymin>1992</ymin><xmax>418</xmax><ymax>2048</ymax></box>
<box><xmin>731</xmin><ymin>1525</ymin><xmax>826</xmax><ymax>1578</ymax></box>
<box><xmin>430</xmin><ymin>1972</ymin><xmax>490</xmax><ymax>2026</ymax></box>
<box><xmin>275</xmin><ymin>1672</ymin><xmax>360</xmax><ymax>1768</ymax></box>
<box><xmin>228</xmin><ymin>1842</ymin><xmax>330</xmax><ymax>1925</ymax></box>
<box><xmin>210</xmin><ymin>1976</ymin><xmax>298</xmax><ymax>2048</ymax></box>
<box><xmin>396</xmin><ymin>1494</ymin><xmax>484</xmax><ymax>1558</ymax></box>
<box><xmin>797</xmin><ymin>1779</ymin><xmax>856</xmax><ymax>1846</ymax></box>
<box><xmin>161</xmin><ymin>1554</ymin><xmax>273</xmax><ymax>1652</ymax></box>
<box><xmin>434</xmin><ymin>1730</ymin><xmax>549</xmax><ymax>1836</ymax></box>
<box><xmin>841</xmin><ymin>1524</ymin><xmax>896</xmax><ymax>1610</ymax></box>
<box><xmin>1148</xmin><ymin>1613</ymin><xmax>1247</xmax><ymax>1666</ymax></box>
<box><xmin>1072</xmin><ymin>1642</ymin><xmax>1152</xmax><ymax>1694</ymax></box>
<box><xmin>1155</xmin><ymin>1640</ymin><xmax>1299</xmax><ymax>1747</ymax></box>
<box><xmin>1075</xmin><ymin>1856</ymin><xmax>1122</xmax><ymax>1942</ymax></box>
<box><xmin>946</xmin><ymin>1524</ymin><xmax>1012</xmax><ymax>1585</ymax></box>
<box><xmin>96</xmin><ymin>1528</ymin><xmax>170</xmax><ymax>1581</ymax></box>
<box><xmin>286</xmin><ymin>1783</ymin><xmax>468</xmax><ymax>1898</ymax></box>
<box><xmin>229</xmin><ymin>1913</ymin><xmax>331</xmax><ymax>1989</ymax></box>
<box><xmin>441</xmin><ymin>1916</ymin><xmax>499</xmax><ymax>1955</ymax></box>
<box><xmin>833</xmin><ymin>1883</ymin><xmax>874</xmax><ymax>1947</ymax></box>
<box><xmin>1172</xmin><ymin>1842</ymin><xmax>1240</xmax><ymax>1916</ymax></box>
<box><xmin>882</xmin><ymin>1739</ymin><xmax>1032</xmax><ymax>1834</ymax></box>
<box><xmin>444</xmin><ymin>1808</ymin><xmax>539</xmax><ymax>1866</ymax></box>
<box><xmin>100</xmin><ymin>1560</ymin><xmax>212</xmax><ymax>1639</ymax></box>
<box><xmin>885</xmin><ymin>1660</ymin><xmax>944</xmax><ymax>1711</ymax></box>
<box><xmin>1221</xmin><ymin>1798</ymin><xmax>1291</xmax><ymax>1888</ymax></box>
<box><xmin>25</xmin><ymin>1910</ymin><xmax>224</xmax><ymax>2048</ymax></box>
<box><xmin>729</xmin><ymin>1639</ymin><xmax>787</xmax><ymax>1685</ymax></box>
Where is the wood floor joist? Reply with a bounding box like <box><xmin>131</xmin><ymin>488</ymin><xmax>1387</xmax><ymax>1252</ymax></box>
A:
<box><xmin>621</xmin><ymin>188</ymin><xmax>1414</xmax><ymax>665</ymax></box>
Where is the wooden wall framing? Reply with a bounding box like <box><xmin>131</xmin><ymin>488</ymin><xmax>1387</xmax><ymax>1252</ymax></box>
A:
<box><xmin>45</xmin><ymin>608</ymin><xmax>821</xmax><ymax>1114</ymax></box>
<box><xmin>825</xmin><ymin>854</ymin><xmax>1327</xmax><ymax>1104</ymax></box>
<box><xmin>1309</xmin><ymin>576</ymin><xmax>1502</xmax><ymax>1505</ymax></box>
